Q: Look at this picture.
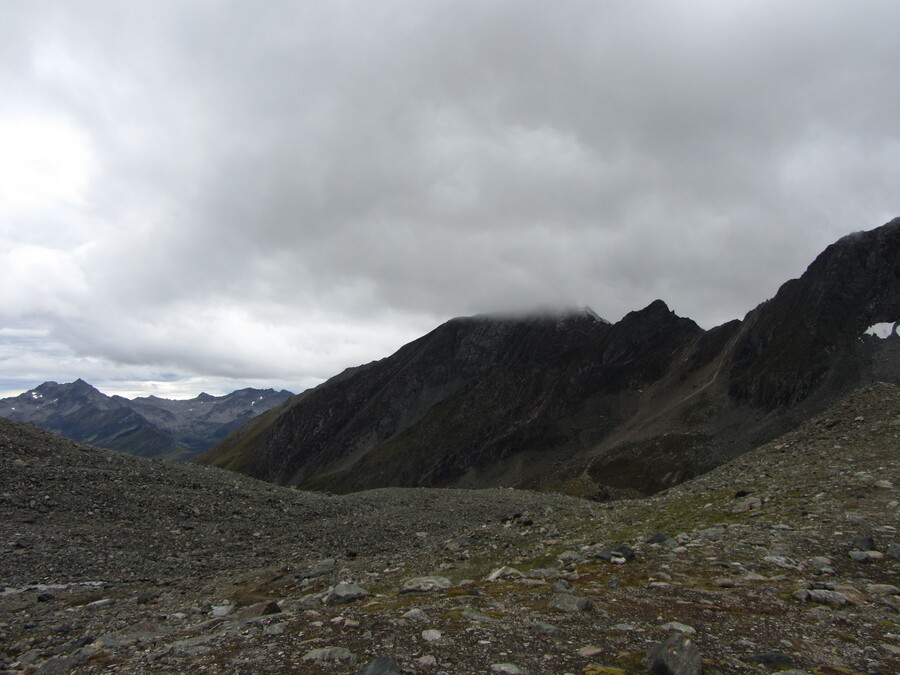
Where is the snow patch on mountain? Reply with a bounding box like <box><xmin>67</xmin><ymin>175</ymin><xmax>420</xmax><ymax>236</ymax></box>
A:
<box><xmin>863</xmin><ymin>322</ymin><xmax>898</xmax><ymax>339</ymax></box>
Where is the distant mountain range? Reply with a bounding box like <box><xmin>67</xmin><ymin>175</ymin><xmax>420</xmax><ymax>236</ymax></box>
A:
<box><xmin>198</xmin><ymin>217</ymin><xmax>900</xmax><ymax>496</ymax></box>
<box><xmin>0</xmin><ymin>380</ymin><xmax>293</xmax><ymax>460</ymax></box>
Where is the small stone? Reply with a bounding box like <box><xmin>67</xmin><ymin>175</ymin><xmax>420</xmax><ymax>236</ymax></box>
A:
<box><xmin>577</xmin><ymin>645</ymin><xmax>603</xmax><ymax>657</ymax></box>
<box><xmin>422</xmin><ymin>629</ymin><xmax>442</xmax><ymax>642</ymax></box>
<box><xmin>299</xmin><ymin>557</ymin><xmax>337</xmax><ymax>580</ymax></box>
<box><xmin>35</xmin><ymin>652</ymin><xmax>91</xmax><ymax>673</ymax></box>
<box><xmin>302</xmin><ymin>646</ymin><xmax>356</xmax><ymax>665</ymax></box>
<box><xmin>551</xmin><ymin>579</ymin><xmax>573</xmax><ymax>593</ymax></box>
<box><xmin>490</xmin><ymin>664</ymin><xmax>521</xmax><ymax>674</ymax></box>
<box><xmin>486</xmin><ymin>566</ymin><xmax>524</xmax><ymax>581</ymax></box>
<box><xmin>548</xmin><ymin>593</ymin><xmax>594</xmax><ymax>613</ymax></box>
<box><xmin>793</xmin><ymin>589</ymin><xmax>850</xmax><ymax>606</ymax></box>
<box><xmin>237</xmin><ymin>601</ymin><xmax>281</xmax><ymax>620</ymax></box>
<box><xmin>264</xmin><ymin>623</ymin><xmax>286</xmax><ymax>635</ymax></box>
<box><xmin>849</xmin><ymin>550</ymin><xmax>883</xmax><ymax>563</ymax></box>
<box><xmin>462</xmin><ymin>608</ymin><xmax>496</xmax><ymax>623</ymax></box>
<box><xmin>852</xmin><ymin>535</ymin><xmax>876</xmax><ymax>551</ymax></box>
<box><xmin>695</xmin><ymin>527</ymin><xmax>725</xmax><ymax>540</ymax></box>
<box><xmin>867</xmin><ymin>584</ymin><xmax>900</xmax><ymax>596</ymax></box>
<box><xmin>324</xmin><ymin>582</ymin><xmax>367</xmax><ymax>605</ymax></box>
<box><xmin>763</xmin><ymin>555</ymin><xmax>802</xmax><ymax>570</ymax></box>
<box><xmin>417</xmin><ymin>655</ymin><xmax>437</xmax><ymax>667</ymax></box>
<box><xmin>647</xmin><ymin>532</ymin><xmax>670</xmax><ymax>544</ymax></box>
<box><xmin>85</xmin><ymin>598</ymin><xmax>114</xmax><ymax>609</ymax></box>
<box><xmin>888</xmin><ymin>543</ymin><xmax>900</xmax><ymax>559</ymax></box>
<box><xmin>557</xmin><ymin>550</ymin><xmax>584</xmax><ymax>566</ymax></box>
<box><xmin>874</xmin><ymin>480</ymin><xmax>894</xmax><ymax>489</ymax></box>
<box><xmin>402</xmin><ymin>608</ymin><xmax>427</xmax><ymax>621</ymax></box>
<box><xmin>645</xmin><ymin>633</ymin><xmax>702</xmax><ymax>675</ymax></box>
<box><xmin>740</xmin><ymin>572</ymin><xmax>769</xmax><ymax>582</ymax></box>
<box><xmin>732</xmin><ymin>497</ymin><xmax>762</xmax><ymax>513</ymax></box>
<box><xmin>808</xmin><ymin>556</ymin><xmax>832</xmax><ymax>570</ymax></box>
<box><xmin>210</xmin><ymin>602</ymin><xmax>235</xmax><ymax>617</ymax></box>
<box><xmin>531</xmin><ymin>621</ymin><xmax>563</xmax><ymax>635</ymax></box>
<box><xmin>612</xmin><ymin>544</ymin><xmax>635</xmax><ymax>561</ymax></box>
<box><xmin>400</xmin><ymin>576</ymin><xmax>453</xmax><ymax>593</ymax></box>
<box><xmin>747</xmin><ymin>652</ymin><xmax>796</xmax><ymax>669</ymax></box>
<box><xmin>356</xmin><ymin>656</ymin><xmax>402</xmax><ymax>674</ymax></box>
<box><xmin>659</xmin><ymin>621</ymin><xmax>696</xmax><ymax>635</ymax></box>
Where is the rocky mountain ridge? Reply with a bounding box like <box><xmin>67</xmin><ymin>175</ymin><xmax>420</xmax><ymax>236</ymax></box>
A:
<box><xmin>0</xmin><ymin>380</ymin><xmax>293</xmax><ymax>461</ymax></box>
<box><xmin>199</xmin><ymin>218</ymin><xmax>900</xmax><ymax>497</ymax></box>
<box><xmin>1</xmin><ymin>382</ymin><xmax>898</xmax><ymax>673</ymax></box>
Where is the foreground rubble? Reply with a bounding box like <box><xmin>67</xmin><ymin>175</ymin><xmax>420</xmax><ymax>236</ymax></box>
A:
<box><xmin>2</xmin><ymin>384</ymin><xmax>899</xmax><ymax>673</ymax></box>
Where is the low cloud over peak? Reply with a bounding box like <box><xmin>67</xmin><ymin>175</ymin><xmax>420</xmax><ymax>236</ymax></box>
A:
<box><xmin>1</xmin><ymin>1</ymin><xmax>898</xmax><ymax>397</ymax></box>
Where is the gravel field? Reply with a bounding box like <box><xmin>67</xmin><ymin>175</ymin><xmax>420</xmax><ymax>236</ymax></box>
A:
<box><xmin>2</xmin><ymin>384</ymin><xmax>899</xmax><ymax>673</ymax></box>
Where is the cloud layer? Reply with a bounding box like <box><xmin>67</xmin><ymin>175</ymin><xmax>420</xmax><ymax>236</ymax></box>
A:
<box><xmin>1</xmin><ymin>1</ymin><xmax>898</xmax><ymax>397</ymax></box>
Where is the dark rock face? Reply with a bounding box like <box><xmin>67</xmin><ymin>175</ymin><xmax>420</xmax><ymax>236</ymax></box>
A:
<box><xmin>200</xmin><ymin>219</ymin><xmax>900</xmax><ymax>495</ymax></box>
<box><xmin>728</xmin><ymin>218</ymin><xmax>900</xmax><ymax>408</ymax></box>
<box><xmin>0</xmin><ymin>381</ymin><xmax>293</xmax><ymax>460</ymax></box>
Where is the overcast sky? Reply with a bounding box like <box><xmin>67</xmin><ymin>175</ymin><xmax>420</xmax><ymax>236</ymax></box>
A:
<box><xmin>1</xmin><ymin>1</ymin><xmax>898</xmax><ymax>399</ymax></box>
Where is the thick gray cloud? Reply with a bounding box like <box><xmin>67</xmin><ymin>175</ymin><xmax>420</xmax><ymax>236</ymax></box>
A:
<box><xmin>1</xmin><ymin>1</ymin><xmax>898</xmax><ymax>398</ymax></box>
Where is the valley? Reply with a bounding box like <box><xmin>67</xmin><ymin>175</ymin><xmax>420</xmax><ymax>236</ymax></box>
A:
<box><xmin>1</xmin><ymin>383</ymin><xmax>898</xmax><ymax>673</ymax></box>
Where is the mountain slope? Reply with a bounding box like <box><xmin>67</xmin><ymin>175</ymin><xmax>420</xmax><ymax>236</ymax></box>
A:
<box><xmin>199</xmin><ymin>218</ymin><xmax>900</xmax><ymax>494</ymax></box>
<box><xmin>0</xmin><ymin>381</ymin><xmax>293</xmax><ymax>460</ymax></box>
<box><xmin>2</xmin><ymin>383</ymin><xmax>898</xmax><ymax>673</ymax></box>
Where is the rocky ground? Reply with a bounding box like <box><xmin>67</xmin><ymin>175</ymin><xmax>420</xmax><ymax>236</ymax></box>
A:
<box><xmin>1</xmin><ymin>383</ymin><xmax>898</xmax><ymax>674</ymax></box>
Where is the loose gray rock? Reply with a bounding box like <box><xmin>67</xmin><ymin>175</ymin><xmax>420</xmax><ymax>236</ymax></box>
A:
<box><xmin>645</xmin><ymin>632</ymin><xmax>702</xmax><ymax>675</ymax></box>
<box><xmin>37</xmin><ymin>650</ymin><xmax>92</xmax><ymax>674</ymax></box>
<box><xmin>302</xmin><ymin>646</ymin><xmax>356</xmax><ymax>665</ymax></box>
<box><xmin>851</xmin><ymin>535</ymin><xmax>876</xmax><ymax>551</ymax></box>
<box><xmin>402</xmin><ymin>608</ymin><xmax>428</xmax><ymax>621</ymax></box>
<box><xmin>866</xmin><ymin>584</ymin><xmax>900</xmax><ymax>596</ymax></box>
<box><xmin>236</xmin><ymin>600</ymin><xmax>280</xmax><ymax>620</ymax></box>
<box><xmin>356</xmin><ymin>656</ymin><xmax>402</xmax><ymax>675</ymax></box>
<box><xmin>486</xmin><ymin>566</ymin><xmax>524</xmax><ymax>581</ymax></box>
<box><xmin>422</xmin><ymin>629</ymin><xmax>442</xmax><ymax>642</ymax></box>
<box><xmin>556</xmin><ymin>550</ymin><xmax>584</xmax><ymax>566</ymax></box>
<box><xmin>748</xmin><ymin>652</ymin><xmax>797</xmax><ymax>669</ymax></box>
<box><xmin>400</xmin><ymin>576</ymin><xmax>453</xmax><ymax>593</ymax></box>
<box><xmin>462</xmin><ymin>608</ymin><xmax>496</xmax><ymax>623</ymax></box>
<box><xmin>548</xmin><ymin>593</ymin><xmax>594</xmax><ymax>613</ymax></box>
<box><xmin>323</xmin><ymin>581</ymin><xmax>367</xmax><ymax>605</ymax></box>
<box><xmin>849</xmin><ymin>550</ymin><xmax>882</xmax><ymax>563</ymax></box>
<box><xmin>613</xmin><ymin>543</ymin><xmax>636</xmax><ymax>561</ymax></box>
<box><xmin>793</xmin><ymin>589</ymin><xmax>850</xmax><ymax>606</ymax></box>
<box><xmin>299</xmin><ymin>557</ymin><xmax>337</xmax><ymax>580</ymax></box>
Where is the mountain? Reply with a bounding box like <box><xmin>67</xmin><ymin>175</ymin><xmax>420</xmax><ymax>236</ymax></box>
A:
<box><xmin>198</xmin><ymin>218</ymin><xmax>900</xmax><ymax>495</ymax></box>
<box><xmin>0</xmin><ymin>380</ymin><xmax>293</xmax><ymax>460</ymax></box>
